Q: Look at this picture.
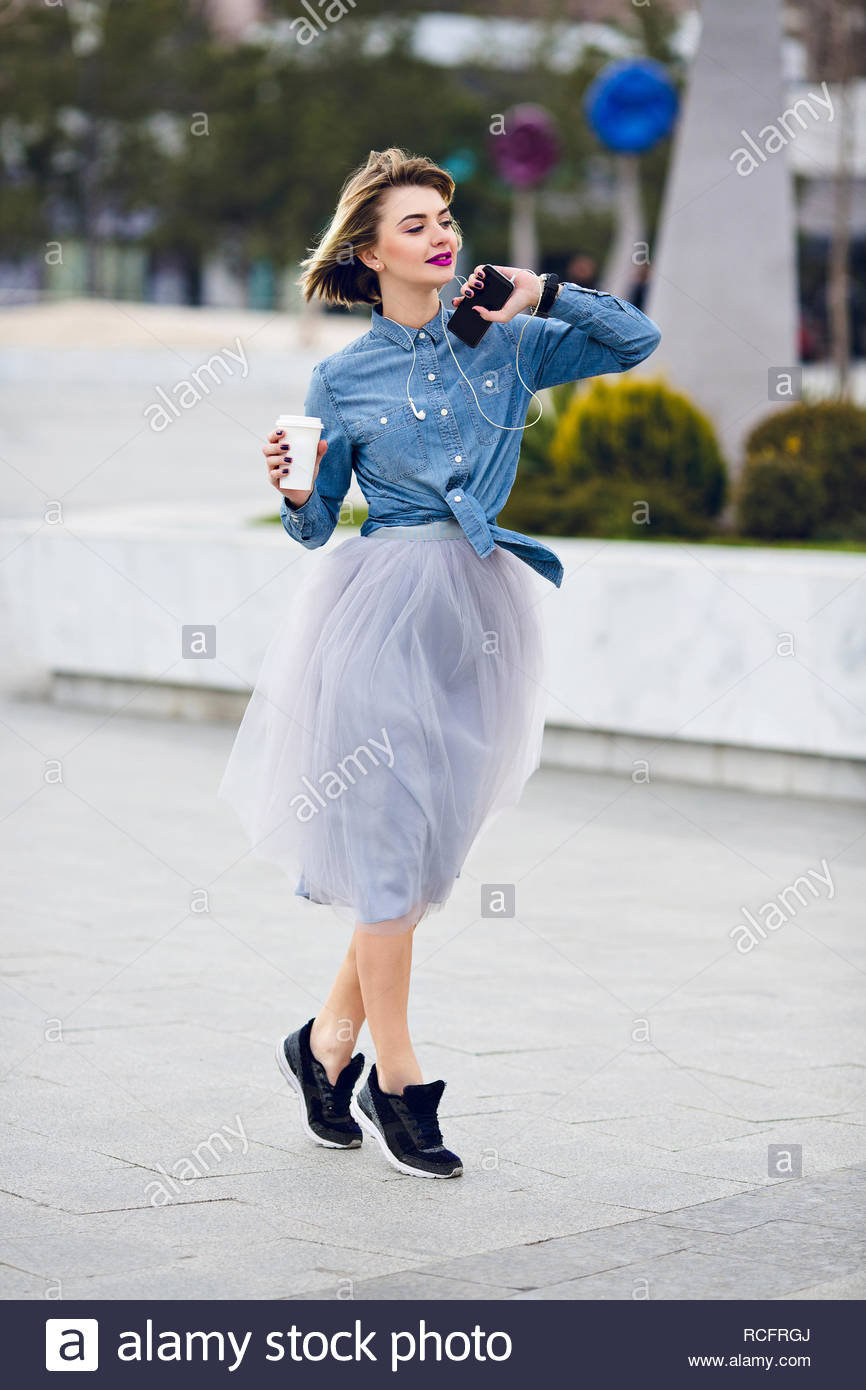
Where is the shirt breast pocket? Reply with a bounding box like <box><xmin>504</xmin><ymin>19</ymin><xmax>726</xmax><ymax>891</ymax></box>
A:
<box><xmin>458</xmin><ymin>363</ymin><xmax>516</xmax><ymax>445</ymax></box>
<box><xmin>352</xmin><ymin>402</ymin><xmax>429</xmax><ymax>482</ymax></box>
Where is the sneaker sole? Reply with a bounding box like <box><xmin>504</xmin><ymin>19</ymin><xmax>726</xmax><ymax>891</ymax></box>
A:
<box><xmin>274</xmin><ymin>1039</ymin><xmax>361</xmax><ymax>1150</ymax></box>
<box><xmin>349</xmin><ymin>1096</ymin><xmax>463</xmax><ymax>1179</ymax></box>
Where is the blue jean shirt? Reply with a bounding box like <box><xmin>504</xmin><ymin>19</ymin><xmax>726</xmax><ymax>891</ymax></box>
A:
<box><xmin>280</xmin><ymin>282</ymin><xmax>661</xmax><ymax>587</ymax></box>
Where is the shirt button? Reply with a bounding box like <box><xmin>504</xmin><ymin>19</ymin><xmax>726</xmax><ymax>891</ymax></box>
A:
<box><xmin>440</xmin><ymin>407</ymin><xmax>448</xmax><ymax>416</ymax></box>
<box><xmin>454</xmin><ymin>494</ymin><xmax>462</xmax><ymax>502</ymax></box>
<box><xmin>428</xmin><ymin>372</ymin><xmax>435</xmax><ymax>380</ymax></box>
<box><xmin>419</xmin><ymin>331</ymin><xmax>426</xmax><ymax>338</ymax></box>
<box><xmin>380</xmin><ymin>416</ymin><xmax>388</xmax><ymax>424</ymax></box>
<box><xmin>485</xmin><ymin>379</ymin><xmax>493</xmax><ymax>387</ymax></box>
<box><xmin>454</xmin><ymin>455</ymin><xmax>462</xmax><ymax>463</ymax></box>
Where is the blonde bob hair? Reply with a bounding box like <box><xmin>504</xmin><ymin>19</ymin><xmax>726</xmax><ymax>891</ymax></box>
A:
<box><xmin>297</xmin><ymin>147</ymin><xmax>464</xmax><ymax>310</ymax></box>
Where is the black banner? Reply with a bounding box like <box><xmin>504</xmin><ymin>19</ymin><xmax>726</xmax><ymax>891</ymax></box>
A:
<box><xmin>4</xmin><ymin>1299</ymin><xmax>858</xmax><ymax>1387</ymax></box>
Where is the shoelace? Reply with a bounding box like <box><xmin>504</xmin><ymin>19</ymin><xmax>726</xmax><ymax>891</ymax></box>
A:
<box><xmin>313</xmin><ymin>1059</ymin><xmax>354</xmax><ymax>1117</ymax></box>
<box><xmin>411</xmin><ymin>1109</ymin><xmax>444</xmax><ymax>1150</ymax></box>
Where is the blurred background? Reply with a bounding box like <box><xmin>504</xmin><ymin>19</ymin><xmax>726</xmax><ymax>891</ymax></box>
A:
<box><xmin>0</xmin><ymin>0</ymin><xmax>864</xmax><ymax>731</ymax></box>
<box><xmin>1</xmin><ymin>0</ymin><xmax>865</xmax><ymax>540</ymax></box>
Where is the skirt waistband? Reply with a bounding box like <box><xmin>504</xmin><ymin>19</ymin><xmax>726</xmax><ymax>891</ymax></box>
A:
<box><xmin>366</xmin><ymin>519</ymin><xmax>465</xmax><ymax>542</ymax></box>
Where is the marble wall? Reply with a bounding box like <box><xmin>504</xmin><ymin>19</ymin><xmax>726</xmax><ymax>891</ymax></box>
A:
<box><xmin>3</xmin><ymin>512</ymin><xmax>863</xmax><ymax>791</ymax></box>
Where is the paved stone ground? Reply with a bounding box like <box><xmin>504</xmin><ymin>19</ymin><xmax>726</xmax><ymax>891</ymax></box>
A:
<box><xmin>1</xmin><ymin>694</ymin><xmax>864</xmax><ymax>1300</ymax></box>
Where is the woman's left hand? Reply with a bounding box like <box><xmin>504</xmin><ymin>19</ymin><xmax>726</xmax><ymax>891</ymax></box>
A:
<box><xmin>451</xmin><ymin>265</ymin><xmax>542</xmax><ymax>323</ymax></box>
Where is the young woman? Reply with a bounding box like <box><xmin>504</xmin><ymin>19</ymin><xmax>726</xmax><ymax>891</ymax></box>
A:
<box><xmin>218</xmin><ymin>147</ymin><xmax>661</xmax><ymax>1180</ymax></box>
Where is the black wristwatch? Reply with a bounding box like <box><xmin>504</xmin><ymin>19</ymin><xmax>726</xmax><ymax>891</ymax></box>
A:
<box><xmin>534</xmin><ymin>272</ymin><xmax>560</xmax><ymax>318</ymax></box>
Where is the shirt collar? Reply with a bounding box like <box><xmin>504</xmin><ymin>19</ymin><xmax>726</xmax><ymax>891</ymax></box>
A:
<box><xmin>369</xmin><ymin>298</ymin><xmax>449</xmax><ymax>349</ymax></box>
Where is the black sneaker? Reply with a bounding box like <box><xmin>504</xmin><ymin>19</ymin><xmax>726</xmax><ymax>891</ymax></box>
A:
<box><xmin>275</xmin><ymin>1017</ymin><xmax>365</xmax><ymax>1149</ymax></box>
<box><xmin>350</xmin><ymin>1062</ymin><xmax>463</xmax><ymax>1178</ymax></box>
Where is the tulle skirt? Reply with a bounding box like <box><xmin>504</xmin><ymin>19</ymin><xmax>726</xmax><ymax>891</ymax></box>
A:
<box><xmin>216</xmin><ymin>518</ymin><xmax>549</xmax><ymax>935</ymax></box>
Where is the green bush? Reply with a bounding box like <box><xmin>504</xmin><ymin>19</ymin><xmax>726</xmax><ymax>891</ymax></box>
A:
<box><xmin>511</xmin><ymin>380</ymin><xmax>571</xmax><ymax>482</ymax></box>
<box><xmin>735</xmin><ymin>453</ymin><xmax>826</xmax><ymax>540</ymax></box>
<box><xmin>501</xmin><ymin>375</ymin><xmax>727</xmax><ymax>539</ymax></box>
<box><xmin>741</xmin><ymin>400</ymin><xmax>866</xmax><ymax>537</ymax></box>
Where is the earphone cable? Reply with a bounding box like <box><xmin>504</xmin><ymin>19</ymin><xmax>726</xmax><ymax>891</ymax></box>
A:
<box><xmin>396</xmin><ymin>274</ymin><xmax>545</xmax><ymax>432</ymax></box>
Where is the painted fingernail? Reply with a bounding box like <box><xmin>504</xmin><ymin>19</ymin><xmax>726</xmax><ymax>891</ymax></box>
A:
<box><xmin>281</xmin><ymin>468</ymin><xmax>289</xmax><ymax>474</ymax></box>
<box><xmin>276</xmin><ymin>429</ymin><xmax>284</xmax><ymax>436</ymax></box>
<box><xmin>280</xmin><ymin>443</ymin><xmax>289</xmax><ymax>450</ymax></box>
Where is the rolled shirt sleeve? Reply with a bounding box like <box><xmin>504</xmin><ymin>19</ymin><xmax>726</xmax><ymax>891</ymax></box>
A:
<box><xmin>280</xmin><ymin>362</ymin><xmax>354</xmax><ymax>549</ymax></box>
<box><xmin>505</xmin><ymin>282</ymin><xmax>662</xmax><ymax>393</ymax></box>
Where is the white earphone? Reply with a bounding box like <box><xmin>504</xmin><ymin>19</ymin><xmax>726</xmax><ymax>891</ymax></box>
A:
<box><xmin>372</xmin><ymin>263</ymin><xmax>544</xmax><ymax>432</ymax></box>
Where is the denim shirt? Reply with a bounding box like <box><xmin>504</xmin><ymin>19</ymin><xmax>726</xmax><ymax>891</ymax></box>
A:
<box><xmin>280</xmin><ymin>282</ymin><xmax>661</xmax><ymax>587</ymax></box>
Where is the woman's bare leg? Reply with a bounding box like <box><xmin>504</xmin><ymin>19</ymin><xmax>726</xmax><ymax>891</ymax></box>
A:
<box><xmin>309</xmin><ymin>920</ymin><xmax>420</xmax><ymax>1089</ymax></box>
<box><xmin>309</xmin><ymin>935</ymin><xmax>366</xmax><ymax>1086</ymax></box>
<box><xmin>354</xmin><ymin>923</ymin><xmax>422</xmax><ymax>1095</ymax></box>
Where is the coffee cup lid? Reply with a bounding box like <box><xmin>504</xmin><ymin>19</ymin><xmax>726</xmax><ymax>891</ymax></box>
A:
<box><xmin>275</xmin><ymin>414</ymin><xmax>323</xmax><ymax>428</ymax></box>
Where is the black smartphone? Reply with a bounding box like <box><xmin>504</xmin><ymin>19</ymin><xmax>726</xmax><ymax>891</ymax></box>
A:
<box><xmin>447</xmin><ymin>264</ymin><xmax>516</xmax><ymax>348</ymax></box>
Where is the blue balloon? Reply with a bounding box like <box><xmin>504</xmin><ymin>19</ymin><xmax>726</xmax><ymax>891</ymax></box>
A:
<box><xmin>584</xmin><ymin>59</ymin><xmax>678</xmax><ymax>154</ymax></box>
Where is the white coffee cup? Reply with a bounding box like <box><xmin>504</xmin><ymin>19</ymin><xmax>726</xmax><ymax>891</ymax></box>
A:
<box><xmin>275</xmin><ymin>413</ymin><xmax>323</xmax><ymax>494</ymax></box>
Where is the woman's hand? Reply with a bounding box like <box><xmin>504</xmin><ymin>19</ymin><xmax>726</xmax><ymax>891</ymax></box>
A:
<box><xmin>263</xmin><ymin>429</ymin><xmax>327</xmax><ymax>508</ymax></box>
<box><xmin>451</xmin><ymin>265</ymin><xmax>543</xmax><ymax>324</ymax></box>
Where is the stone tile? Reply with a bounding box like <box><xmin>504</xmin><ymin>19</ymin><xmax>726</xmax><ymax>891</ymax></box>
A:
<box><xmin>189</xmin><ymin>1166</ymin><xmax>648</xmax><ymax>1263</ymax></box>
<box><xmin>0</xmin><ymin>1194</ymin><xmax>78</xmax><ymax>1242</ymax></box>
<box><xmin>57</xmin><ymin>1238</ymin><xmax>412</xmax><ymax>1302</ymax></box>
<box><xmin>568</xmin><ymin>1164</ymin><xmax>752</xmax><ymax>1214</ymax></box>
<box><xmin>511</xmin><ymin>1250</ymin><xmax>805</xmax><ymax>1301</ymax></box>
<box><xmin>1</xmin><ymin>1230</ymin><xmax>180</xmax><ymax>1283</ymax></box>
<box><xmin>733</xmin><ymin>1169</ymin><xmax>866</xmax><ymax>1234</ymax></box>
<box><xmin>553</xmin><ymin>1064</ymin><xmax>740</xmax><ymax>1124</ymax></box>
<box><xmin>774</xmin><ymin>1270</ymin><xmax>866</xmax><ymax>1299</ymax></box>
<box><xmin>593</xmin><ymin>1111</ymin><xmax>770</xmax><ymax>1152</ymax></box>
<box><xmin>638</xmin><ymin>1121</ymin><xmax>866</xmax><ymax>1186</ymax></box>
<box><xmin>648</xmin><ymin>1190</ymin><xmax>790</xmax><ymax>1234</ymax></box>
<box><xmin>398</xmin><ymin>1220</ymin><xmax>698</xmax><ymax>1291</ymax></box>
<box><xmin>666</xmin><ymin>1079</ymin><xmax>854</xmax><ymax>1125</ymax></box>
<box><xmin>0</xmin><ymin>1264</ymin><xmax>49</xmax><ymax>1298</ymax></box>
<box><xmin>540</xmin><ymin>1219</ymin><xmax>705</xmax><ymax>1266</ymax></box>
<box><xmin>452</xmin><ymin>1115</ymin><xmax>668</xmax><ymax>1181</ymax></box>
<box><xmin>295</xmin><ymin>1272</ymin><xmax>515</xmax><ymax>1301</ymax></box>
<box><xmin>2</xmin><ymin>1162</ymin><xmax>183</xmax><ymax>1216</ymax></box>
<box><xmin>73</xmin><ymin>1196</ymin><xmax>305</xmax><ymax>1252</ymax></box>
<box><xmin>686</xmin><ymin>1221</ymin><xmax>866</xmax><ymax>1284</ymax></box>
<box><xmin>774</xmin><ymin>1065</ymin><xmax>866</xmax><ymax>1107</ymax></box>
<box><xmin>52</xmin><ymin>1262</ymin><xmax>243</xmax><ymax>1301</ymax></box>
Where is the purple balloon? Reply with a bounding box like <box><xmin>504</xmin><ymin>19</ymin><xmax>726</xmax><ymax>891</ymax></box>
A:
<box><xmin>489</xmin><ymin>105</ymin><xmax>560</xmax><ymax>189</ymax></box>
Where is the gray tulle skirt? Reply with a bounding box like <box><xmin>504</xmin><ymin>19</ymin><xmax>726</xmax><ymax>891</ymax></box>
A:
<box><xmin>216</xmin><ymin>518</ymin><xmax>549</xmax><ymax>936</ymax></box>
